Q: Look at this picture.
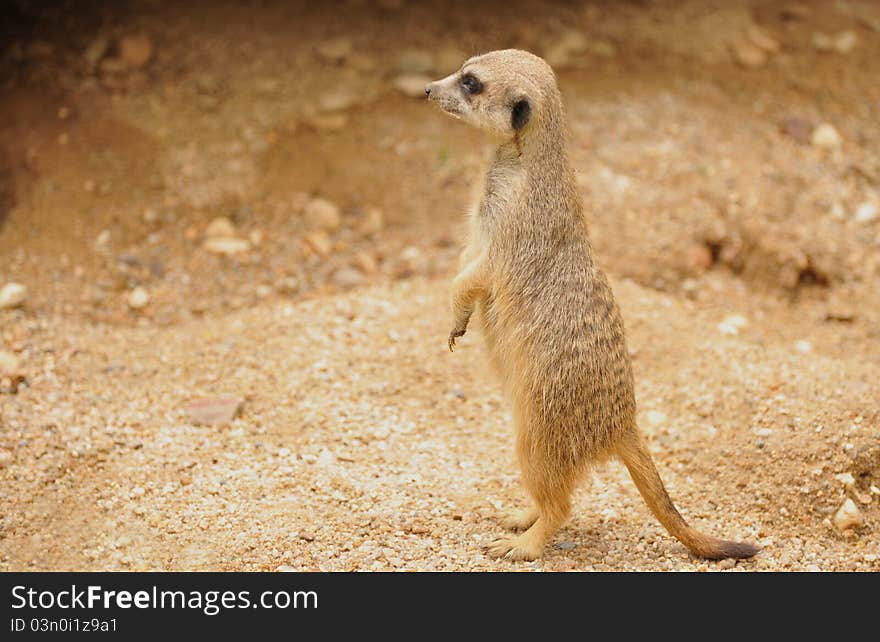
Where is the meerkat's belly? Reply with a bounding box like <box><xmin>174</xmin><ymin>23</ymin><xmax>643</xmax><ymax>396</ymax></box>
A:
<box><xmin>480</xmin><ymin>268</ymin><xmax>636</xmax><ymax>454</ymax></box>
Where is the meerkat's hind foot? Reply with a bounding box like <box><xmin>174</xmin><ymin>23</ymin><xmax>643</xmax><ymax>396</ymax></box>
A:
<box><xmin>486</xmin><ymin>528</ymin><xmax>545</xmax><ymax>561</ymax></box>
<box><xmin>500</xmin><ymin>506</ymin><xmax>539</xmax><ymax>532</ymax></box>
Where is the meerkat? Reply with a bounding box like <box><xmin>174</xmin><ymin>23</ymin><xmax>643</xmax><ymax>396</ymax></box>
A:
<box><xmin>425</xmin><ymin>49</ymin><xmax>759</xmax><ymax>562</ymax></box>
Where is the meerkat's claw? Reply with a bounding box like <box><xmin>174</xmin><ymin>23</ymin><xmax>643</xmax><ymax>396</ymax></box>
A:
<box><xmin>486</xmin><ymin>534</ymin><xmax>542</xmax><ymax>561</ymax></box>
<box><xmin>448</xmin><ymin>328</ymin><xmax>465</xmax><ymax>352</ymax></box>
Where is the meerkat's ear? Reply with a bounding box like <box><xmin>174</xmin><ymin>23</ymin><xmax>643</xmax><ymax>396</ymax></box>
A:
<box><xmin>510</xmin><ymin>96</ymin><xmax>531</xmax><ymax>131</ymax></box>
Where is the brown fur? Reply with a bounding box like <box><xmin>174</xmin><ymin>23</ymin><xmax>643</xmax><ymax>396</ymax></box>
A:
<box><xmin>427</xmin><ymin>49</ymin><xmax>759</xmax><ymax>562</ymax></box>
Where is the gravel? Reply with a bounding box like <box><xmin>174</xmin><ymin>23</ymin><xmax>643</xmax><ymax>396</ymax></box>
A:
<box><xmin>0</xmin><ymin>278</ymin><xmax>876</xmax><ymax>571</ymax></box>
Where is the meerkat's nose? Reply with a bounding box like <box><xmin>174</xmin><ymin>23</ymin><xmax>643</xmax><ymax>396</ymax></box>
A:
<box><xmin>425</xmin><ymin>82</ymin><xmax>437</xmax><ymax>98</ymax></box>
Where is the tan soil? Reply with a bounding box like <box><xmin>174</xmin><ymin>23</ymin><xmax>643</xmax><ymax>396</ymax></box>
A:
<box><xmin>1</xmin><ymin>0</ymin><xmax>878</xmax><ymax>571</ymax></box>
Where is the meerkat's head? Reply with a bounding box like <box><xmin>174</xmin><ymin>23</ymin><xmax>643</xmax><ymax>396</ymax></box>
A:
<box><xmin>425</xmin><ymin>49</ymin><xmax>557</xmax><ymax>140</ymax></box>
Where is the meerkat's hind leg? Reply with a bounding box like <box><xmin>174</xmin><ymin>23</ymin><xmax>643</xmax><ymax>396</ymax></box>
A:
<box><xmin>488</xmin><ymin>460</ymin><xmax>573</xmax><ymax>560</ymax></box>
<box><xmin>487</xmin><ymin>506</ymin><xmax>569</xmax><ymax>561</ymax></box>
<box><xmin>500</xmin><ymin>505</ymin><xmax>539</xmax><ymax>532</ymax></box>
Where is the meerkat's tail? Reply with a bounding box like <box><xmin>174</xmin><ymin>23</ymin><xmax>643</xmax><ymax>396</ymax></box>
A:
<box><xmin>616</xmin><ymin>432</ymin><xmax>760</xmax><ymax>560</ymax></box>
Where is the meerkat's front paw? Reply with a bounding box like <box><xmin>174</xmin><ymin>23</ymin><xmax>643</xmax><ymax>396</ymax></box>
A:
<box><xmin>486</xmin><ymin>533</ymin><xmax>544</xmax><ymax>561</ymax></box>
<box><xmin>500</xmin><ymin>507</ymin><xmax>540</xmax><ymax>532</ymax></box>
<box><xmin>448</xmin><ymin>327</ymin><xmax>466</xmax><ymax>352</ymax></box>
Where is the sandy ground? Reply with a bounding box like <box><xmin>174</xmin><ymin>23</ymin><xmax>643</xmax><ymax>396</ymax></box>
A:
<box><xmin>1</xmin><ymin>276</ymin><xmax>878</xmax><ymax>571</ymax></box>
<box><xmin>1</xmin><ymin>0</ymin><xmax>878</xmax><ymax>570</ymax></box>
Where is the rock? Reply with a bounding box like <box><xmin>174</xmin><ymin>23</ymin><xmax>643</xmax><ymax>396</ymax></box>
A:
<box><xmin>810</xmin><ymin>123</ymin><xmax>841</xmax><ymax>149</ymax></box>
<box><xmin>406</xmin><ymin>521</ymin><xmax>430</xmax><ymax>535</ymax></box>
<box><xmin>256</xmin><ymin>284</ymin><xmax>272</xmax><ymax>298</ymax></box>
<box><xmin>832</xmin><ymin>498</ymin><xmax>863</xmax><ymax>532</ymax></box>
<box><xmin>185</xmin><ymin>397</ymin><xmax>244</xmax><ymax>426</ymax></box>
<box><xmin>83</xmin><ymin>36</ymin><xmax>109</xmax><ymax>69</ymax></box>
<box><xmin>544</xmin><ymin>29</ymin><xmax>588</xmax><ymax>69</ymax></box>
<box><xmin>316</xmin><ymin>448</ymin><xmax>335</xmax><ymax>467</ymax></box>
<box><xmin>304</xmin><ymin>197</ymin><xmax>341</xmax><ymax>232</ymax></box>
<box><xmin>555</xmin><ymin>541</ymin><xmax>577</xmax><ymax>551</ymax></box>
<box><xmin>352</xmin><ymin>252</ymin><xmax>379</xmax><ymax>275</ymax></box>
<box><xmin>717</xmin><ymin>558</ymin><xmax>737</xmax><ymax>570</ymax></box>
<box><xmin>316</xmin><ymin>37</ymin><xmax>352</xmax><ymax>63</ymax></box>
<box><xmin>197</xmin><ymin>94</ymin><xmax>220</xmax><ymax>111</ymax></box>
<box><xmin>835</xmin><ymin>472</ymin><xmax>856</xmax><ymax>488</ymax></box>
<box><xmin>127</xmin><ymin>287</ymin><xmax>150</xmax><ymax>310</ymax></box>
<box><xmin>0</xmin><ymin>450</ymin><xmax>12</xmax><ymax>468</ymax></box>
<box><xmin>781</xmin><ymin>4</ymin><xmax>810</xmax><ymax>20</ymax></box>
<box><xmin>396</xmin><ymin>49</ymin><xmax>434</xmax><ymax>74</ymax></box>
<box><xmin>747</xmin><ymin>25</ymin><xmax>781</xmax><ymax>53</ymax></box>
<box><xmin>347</xmin><ymin>52</ymin><xmax>376</xmax><ymax>71</ymax></box>
<box><xmin>332</xmin><ymin>267</ymin><xmax>366</xmax><ymax>290</ymax></box>
<box><xmin>276</xmin><ymin>565</ymin><xmax>296</xmax><ymax>572</ymax></box>
<box><xmin>276</xmin><ymin>276</ymin><xmax>301</xmax><ymax>295</ymax></box>
<box><xmin>824</xmin><ymin>297</ymin><xmax>856</xmax><ymax>322</ymax></box>
<box><xmin>302</xmin><ymin>231</ymin><xmax>332</xmax><ymax>258</ymax></box>
<box><xmin>393</xmin><ymin>74</ymin><xmax>432</xmax><ymax>98</ymax></box>
<box><xmin>833</xmin><ymin>31</ymin><xmax>858</xmax><ymax>54</ymax></box>
<box><xmin>143</xmin><ymin>208</ymin><xmax>159</xmax><ymax>224</ymax></box>
<box><xmin>686</xmin><ymin>243</ymin><xmax>713</xmax><ymax>273</ymax></box>
<box><xmin>298</xmin><ymin>531</ymin><xmax>316</xmax><ymax>542</ymax></box>
<box><xmin>95</xmin><ymin>229</ymin><xmax>111</xmax><ymax>248</ymax></box>
<box><xmin>718</xmin><ymin>314</ymin><xmax>748</xmax><ymax>335</ymax></box>
<box><xmin>587</xmin><ymin>40</ymin><xmax>617</xmax><ymax>58</ymax></box>
<box><xmin>203</xmin><ymin>237</ymin><xmax>251</xmax><ymax>255</ymax></box>
<box><xmin>812</xmin><ymin>32</ymin><xmax>834</xmax><ymax>52</ymax></box>
<box><xmin>118</xmin><ymin>33</ymin><xmax>153</xmax><ymax>69</ymax></box>
<box><xmin>391</xmin><ymin>246</ymin><xmax>425</xmax><ymax>279</ymax></box>
<box><xmin>308</xmin><ymin>113</ymin><xmax>349</xmax><ymax>131</ymax></box>
<box><xmin>318</xmin><ymin>88</ymin><xmax>358</xmax><ymax>112</ymax></box>
<box><xmin>805</xmin><ymin>564</ymin><xmax>821</xmax><ymax>572</ymax></box>
<box><xmin>0</xmin><ymin>283</ymin><xmax>27</xmax><ymax>309</ymax></box>
<box><xmin>855</xmin><ymin>202</ymin><xmax>878</xmax><ymax>224</ymax></box>
<box><xmin>359</xmin><ymin>207</ymin><xmax>384</xmax><ymax>235</ymax></box>
<box><xmin>0</xmin><ymin>351</ymin><xmax>23</xmax><ymax>394</ymax></box>
<box><xmin>646</xmin><ymin>410</ymin><xmax>667</xmax><ymax>427</ymax></box>
<box><xmin>205</xmin><ymin>217</ymin><xmax>237</xmax><ymax>238</ymax></box>
<box><xmin>0</xmin><ymin>351</ymin><xmax>19</xmax><ymax>374</ymax></box>
<box><xmin>795</xmin><ymin>340</ymin><xmax>812</xmax><ymax>354</ymax></box>
<box><xmin>780</xmin><ymin>117</ymin><xmax>812</xmax><ymax>144</ymax></box>
<box><xmin>733</xmin><ymin>40</ymin><xmax>767</xmax><ymax>68</ymax></box>
<box><xmin>435</xmin><ymin>48</ymin><xmax>466</xmax><ymax>73</ymax></box>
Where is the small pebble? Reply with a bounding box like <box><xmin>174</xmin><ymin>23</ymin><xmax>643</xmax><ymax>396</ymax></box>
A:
<box><xmin>185</xmin><ymin>397</ymin><xmax>244</xmax><ymax>426</ymax></box>
<box><xmin>203</xmin><ymin>237</ymin><xmax>251</xmax><ymax>255</ymax></box>
<box><xmin>127</xmin><ymin>287</ymin><xmax>150</xmax><ymax>310</ymax></box>
<box><xmin>393</xmin><ymin>74</ymin><xmax>432</xmax><ymax>98</ymax></box>
<box><xmin>810</xmin><ymin>123</ymin><xmax>841</xmax><ymax>149</ymax></box>
<box><xmin>205</xmin><ymin>217</ymin><xmax>237</xmax><ymax>238</ymax></box>
<box><xmin>304</xmin><ymin>198</ymin><xmax>341</xmax><ymax>232</ymax></box>
<box><xmin>0</xmin><ymin>283</ymin><xmax>27</xmax><ymax>309</ymax></box>
<box><xmin>316</xmin><ymin>37</ymin><xmax>351</xmax><ymax>62</ymax></box>
<box><xmin>832</xmin><ymin>498</ymin><xmax>863</xmax><ymax>533</ymax></box>
<box><xmin>854</xmin><ymin>202</ymin><xmax>877</xmax><ymax>224</ymax></box>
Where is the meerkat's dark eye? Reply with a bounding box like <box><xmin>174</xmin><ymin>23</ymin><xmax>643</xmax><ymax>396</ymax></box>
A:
<box><xmin>460</xmin><ymin>73</ymin><xmax>483</xmax><ymax>95</ymax></box>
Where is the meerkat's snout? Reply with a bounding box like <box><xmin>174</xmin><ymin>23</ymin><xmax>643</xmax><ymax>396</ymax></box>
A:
<box><xmin>427</xmin><ymin>59</ymin><xmax>534</xmax><ymax>140</ymax></box>
<box><xmin>425</xmin><ymin>73</ymin><xmax>467</xmax><ymax>120</ymax></box>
